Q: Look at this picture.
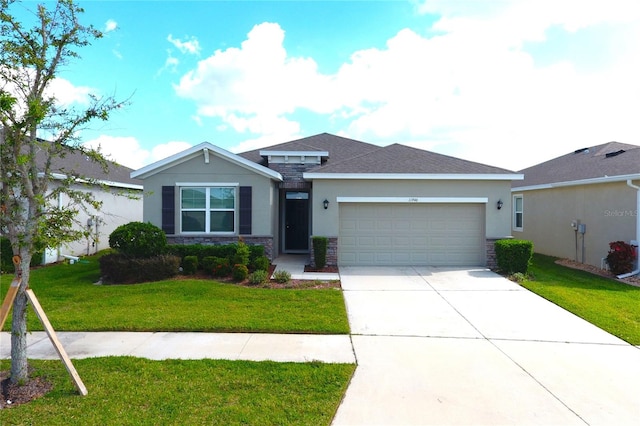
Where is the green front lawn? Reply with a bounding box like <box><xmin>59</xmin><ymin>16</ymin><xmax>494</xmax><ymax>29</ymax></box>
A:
<box><xmin>522</xmin><ymin>254</ymin><xmax>640</xmax><ymax>345</ymax></box>
<box><xmin>0</xmin><ymin>357</ymin><xmax>356</xmax><ymax>425</ymax></box>
<box><xmin>1</xmin><ymin>255</ymin><xmax>349</xmax><ymax>334</ymax></box>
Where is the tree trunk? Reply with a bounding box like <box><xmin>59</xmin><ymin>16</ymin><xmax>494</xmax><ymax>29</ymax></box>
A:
<box><xmin>10</xmin><ymin>252</ymin><xmax>32</xmax><ymax>384</ymax></box>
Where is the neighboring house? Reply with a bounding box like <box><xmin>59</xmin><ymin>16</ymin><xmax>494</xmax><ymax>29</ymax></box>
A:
<box><xmin>511</xmin><ymin>142</ymin><xmax>640</xmax><ymax>269</ymax></box>
<box><xmin>132</xmin><ymin>133</ymin><xmax>522</xmax><ymax>267</ymax></box>
<box><xmin>39</xmin><ymin>145</ymin><xmax>143</xmax><ymax>264</ymax></box>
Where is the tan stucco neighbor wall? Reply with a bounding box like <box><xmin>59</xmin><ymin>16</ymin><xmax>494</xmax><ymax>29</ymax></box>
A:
<box><xmin>513</xmin><ymin>181</ymin><xmax>639</xmax><ymax>268</ymax></box>
<box><xmin>142</xmin><ymin>152</ymin><xmax>277</xmax><ymax>238</ymax></box>
<box><xmin>45</xmin><ymin>183</ymin><xmax>143</xmax><ymax>263</ymax></box>
<box><xmin>310</xmin><ymin>179</ymin><xmax>513</xmax><ymax>239</ymax></box>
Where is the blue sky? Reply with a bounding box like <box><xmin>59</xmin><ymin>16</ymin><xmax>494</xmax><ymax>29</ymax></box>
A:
<box><xmin>11</xmin><ymin>0</ymin><xmax>640</xmax><ymax>170</ymax></box>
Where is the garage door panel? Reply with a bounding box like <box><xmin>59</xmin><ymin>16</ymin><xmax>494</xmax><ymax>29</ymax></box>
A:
<box><xmin>339</xmin><ymin>203</ymin><xmax>484</xmax><ymax>266</ymax></box>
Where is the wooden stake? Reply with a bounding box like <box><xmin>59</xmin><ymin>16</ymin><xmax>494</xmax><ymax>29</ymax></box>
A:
<box><xmin>26</xmin><ymin>289</ymin><xmax>88</xmax><ymax>396</ymax></box>
<box><xmin>0</xmin><ymin>276</ymin><xmax>20</xmax><ymax>331</ymax></box>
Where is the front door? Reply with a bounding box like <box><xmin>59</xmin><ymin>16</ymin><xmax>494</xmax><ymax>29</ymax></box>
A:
<box><xmin>284</xmin><ymin>192</ymin><xmax>309</xmax><ymax>252</ymax></box>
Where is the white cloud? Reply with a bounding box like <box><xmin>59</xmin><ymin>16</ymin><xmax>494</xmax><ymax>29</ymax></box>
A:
<box><xmin>82</xmin><ymin>135</ymin><xmax>150</xmax><ymax>169</ymax></box>
<box><xmin>82</xmin><ymin>136</ymin><xmax>193</xmax><ymax>170</ymax></box>
<box><xmin>46</xmin><ymin>77</ymin><xmax>94</xmax><ymax>106</ymax></box>
<box><xmin>167</xmin><ymin>34</ymin><xmax>201</xmax><ymax>55</ymax></box>
<box><xmin>174</xmin><ymin>3</ymin><xmax>640</xmax><ymax>170</ymax></box>
<box><xmin>104</xmin><ymin>19</ymin><xmax>118</xmax><ymax>33</ymax></box>
<box><xmin>150</xmin><ymin>141</ymin><xmax>193</xmax><ymax>163</ymax></box>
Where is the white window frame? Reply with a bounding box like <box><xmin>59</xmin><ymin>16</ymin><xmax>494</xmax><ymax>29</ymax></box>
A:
<box><xmin>178</xmin><ymin>184</ymin><xmax>238</xmax><ymax>234</ymax></box>
<box><xmin>513</xmin><ymin>194</ymin><xmax>524</xmax><ymax>231</ymax></box>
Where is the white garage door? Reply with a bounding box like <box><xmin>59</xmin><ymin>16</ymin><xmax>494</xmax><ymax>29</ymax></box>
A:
<box><xmin>338</xmin><ymin>203</ymin><xmax>485</xmax><ymax>266</ymax></box>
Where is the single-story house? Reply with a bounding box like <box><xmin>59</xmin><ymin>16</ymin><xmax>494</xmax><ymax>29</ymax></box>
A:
<box><xmin>40</xmin><ymin>146</ymin><xmax>143</xmax><ymax>263</ymax></box>
<box><xmin>511</xmin><ymin>141</ymin><xmax>640</xmax><ymax>269</ymax></box>
<box><xmin>132</xmin><ymin>133</ymin><xmax>522</xmax><ymax>267</ymax></box>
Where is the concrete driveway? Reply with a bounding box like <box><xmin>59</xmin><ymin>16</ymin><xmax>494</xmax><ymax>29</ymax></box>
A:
<box><xmin>332</xmin><ymin>266</ymin><xmax>640</xmax><ymax>425</ymax></box>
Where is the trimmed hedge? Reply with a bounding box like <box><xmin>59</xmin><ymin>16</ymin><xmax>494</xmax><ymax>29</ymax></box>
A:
<box><xmin>182</xmin><ymin>255</ymin><xmax>199</xmax><ymax>275</ymax></box>
<box><xmin>166</xmin><ymin>242</ymin><xmax>266</xmax><ymax>272</ymax></box>
<box><xmin>109</xmin><ymin>222</ymin><xmax>167</xmax><ymax>259</ymax></box>
<box><xmin>495</xmin><ymin>239</ymin><xmax>533</xmax><ymax>274</ymax></box>
<box><xmin>99</xmin><ymin>253</ymin><xmax>181</xmax><ymax>284</ymax></box>
<box><xmin>1</xmin><ymin>236</ymin><xmax>44</xmax><ymax>272</ymax></box>
<box><xmin>312</xmin><ymin>236</ymin><xmax>328</xmax><ymax>269</ymax></box>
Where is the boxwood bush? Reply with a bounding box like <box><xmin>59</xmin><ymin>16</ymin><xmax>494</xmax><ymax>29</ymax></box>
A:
<box><xmin>495</xmin><ymin>239</ymin><xmax>533</xmax><ymax>274</ymax></box>
<box><xmin>109</xmin><ymin>222</ymin><xmax>167</xmax><ymax>258</ymax></box>
<box><xmin>312</xmin><ymin>236</ymin><xmax>328</xmax><ymax>269</ymax></box>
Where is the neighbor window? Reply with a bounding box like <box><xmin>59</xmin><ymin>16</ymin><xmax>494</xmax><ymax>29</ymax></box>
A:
<box><xmin>513</xmin><ymin>195</ymin><xmax>523</xmax><ymax>231</ymax></box>
<box><xmin>180</xmin><ymin>187</ymin><xmax>236</xmax><ymax>233</ymax></box>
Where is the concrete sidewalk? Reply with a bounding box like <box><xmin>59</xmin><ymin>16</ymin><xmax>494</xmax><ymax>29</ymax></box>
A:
<box><xmin>0</xmin><ymin>331</ymin><xmax>355</xmax><ymax>363</ymax></box>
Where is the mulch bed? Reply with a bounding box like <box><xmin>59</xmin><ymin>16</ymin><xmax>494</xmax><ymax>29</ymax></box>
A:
<box><xmin>555</xmin><ymin>258</ymin><xmax>640</xmax><ymax>287</ymax></box>
<box><xmin>1</xmin><ymin>368</ymin><xmax>52</xmax><ymax>409</ymax></box>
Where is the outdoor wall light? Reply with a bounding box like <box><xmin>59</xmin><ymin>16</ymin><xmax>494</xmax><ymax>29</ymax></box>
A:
<box><xmin>323</xmin><ymin>199</ymin><xmax>330</xmax><ymax>209</ymax></box>
<box><xmin>496</xmin><ymin>199</ymin><xmax>503</xmax><ymax>210</ymax></box>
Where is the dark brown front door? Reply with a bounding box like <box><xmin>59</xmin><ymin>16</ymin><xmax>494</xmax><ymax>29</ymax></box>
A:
<box><xmin>284</xmin><ymin>192</ymin><xmax>309</xmax><ymax>252</ymax></box>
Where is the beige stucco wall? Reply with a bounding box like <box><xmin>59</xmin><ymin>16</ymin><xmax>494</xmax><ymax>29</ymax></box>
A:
<box><xmin>513</xmin><ymin>181</ymin><xmax>639</xmax><ymax>267</ymax></box>
<box><xmin>142</xmin><ymin>152</ymin><xmax>277</xmax><ymax>237</ymax></box>
<box><xmin>310</xmin><ymin>179</ymin><xmax>513</xmax><ymax>239</ymax></box>
<box><xmin>45</xmin><ymin>183</ymin><xmax>143</xmax><ymax>263</ymax></box>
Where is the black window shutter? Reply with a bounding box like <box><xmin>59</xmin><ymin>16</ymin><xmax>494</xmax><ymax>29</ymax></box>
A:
<box><xmin>161</xmin><ymin>186</ymin><xmax>175</xmax><ymax>234</ymax></box>
<box><xmin>239</xmin><ymin>186</ymin><xmax>252</xmax><ymax>235</ymax></box>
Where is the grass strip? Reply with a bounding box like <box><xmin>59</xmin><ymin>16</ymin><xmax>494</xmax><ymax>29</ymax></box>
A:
<box><xmin>522</xmin><ymin>254</ymin><xmax>640</xmax><ymax>345</ymax></box>
<box><xmin>1</xmin><ymin>257</ymin><xmax>349</xmax><ymax>334</ymax></box>
<box><xmin>0</xmin><ymin>357</ymin><xmax>355</xmax><ymax>425</ymax></box>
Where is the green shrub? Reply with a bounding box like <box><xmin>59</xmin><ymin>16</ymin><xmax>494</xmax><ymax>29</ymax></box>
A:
<box><xmin>201</xmin><ymin>256</ymin><xmax>217</xmax><ymax>275</ymax></box>
<box><xmin>273</xmin><ymin>270</ymin><xmax>291</xmax><ymax>284</ymax></box>
<box><xmin>1</xmin><ymin>237</ymin><xmax>44</xmax><ymax>272</ymax></box>
<box><xmin>232</xmin><ymin>240</ymin><xmax>250</xmax><ymax>266</ymax></box>
<box><xmin>495</xmin><ymin>239</ymin><xmax>533</xmax><ymax>274</ymax></box>
<box><xmin>212</xmin><ymin>257</ymin><xmax>231</xmax><ymax>277</ymax></box>
<box><xmin>606</xmin><ymin>241</ymin><xmax>636</xmax><ymax>275</ymax></box>
<box><xmin>248</xmin><ymin>244</ymin><xmax>264</xmax><ymax>263</ymax></box>
<box><xmin>252</xmin><ymin>255</ymin><xmax>270</xmax><ymax>272</ymax></box>
<box><xmin>312</xmin><ymin>236</ymin><xmax>328</xmax><ymax>269</ymax></box>
<box><xmin>232</xmin><ymin>264</ymin><xmax>249</xmax><ymax>282</ymax></box>
<box><xmin>248</xmin><ymin>270</ymin><xmax>269</xmax><ymax>285</ymax></box>
<box><xmin>1</xmin><ymin>237</ymin><xmax>14</xmax><ymax>273</ymax></box>
<box><xmin>109</xmin><ymin>222</ymin><xmax>167</xmax><ymax>258</ymax></box>
<box><xmin>99</xmin><ymin>253</ymin><xmax>180</xmax><ymax>284</ymax></box>
<box><xmin>182</xmin><ymin>255</ymin><xmax>198</xmax><ymax>275</ymax></box>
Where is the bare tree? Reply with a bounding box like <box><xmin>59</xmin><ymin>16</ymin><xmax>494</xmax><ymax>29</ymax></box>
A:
<box><xmin>0</xmin><ymin>0</ymin><xmax>126</xmax><ymax>384</ymax></box>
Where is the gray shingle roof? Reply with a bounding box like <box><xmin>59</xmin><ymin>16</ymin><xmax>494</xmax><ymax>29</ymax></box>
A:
<box><xmin>311</xmin><ymin>143</ymin><xmax>516</xmax><ymax>174</ymax></box>
<box><xmin>238</xmin><ymin>133</ymin><xmax>380</xmax><ymax>167</ymax></box>
<box><xmin>35</xmin><ymin>143</ymin><xmax>142</xmax><ymax>187</ymax></box>
<box><xmin>240</xmin><ymin>133</ymin><xmax>515</xmax><ymax>175</ymax></box>
<box><xmin>514</xmin><ymin>141</ymin><xmax>640</xmax><ymax>188</ymax></box>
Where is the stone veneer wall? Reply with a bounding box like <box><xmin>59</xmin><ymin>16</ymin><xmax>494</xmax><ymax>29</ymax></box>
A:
<box><xmin>309</xmin><ymin>237</ymin><xmax>338</xmax><ymax>267</ymax></box>
<box><xmin>167</xmin><ymin>236</ymin><xmax>274</xmax><ymax>260</ymax></box>
<box><xmin>485</xmin><ymin>238</ymin><xmax>502</xmax><ymax>270</ymax></box>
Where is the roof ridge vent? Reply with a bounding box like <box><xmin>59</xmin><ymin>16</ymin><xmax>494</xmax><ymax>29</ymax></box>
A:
<box><xmin>574</xmin><ymin>147</ymin><xmax>589</xmax><ymax>154</ymax></box>
<box><xmin>605</xmin><ymin>149</ymin><xmax>625</xmax><ymax>158</ymax></box>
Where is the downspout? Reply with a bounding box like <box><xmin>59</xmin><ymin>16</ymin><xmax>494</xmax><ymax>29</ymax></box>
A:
<box><xmin>617</xmin><ymin>179</ymin><xmax>640</xmax><ymax>279</ymax></box>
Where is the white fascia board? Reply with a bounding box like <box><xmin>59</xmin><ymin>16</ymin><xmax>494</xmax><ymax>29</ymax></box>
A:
<box><xmin>131</xmin><ymin>142</ymin><xmax>283</xmax><ymax>181</ymax></box>
<box><xmin>304</xmin><ymin>173</ymin><xmax>524</xmax><ymax>181</ymax></box>
<box><xmin>259</xmin><ymin>150</ymin><xmax>329</xmax><ymax>157</ymax></box>
<box><xmin>41</xmin><ymin>172</ymin><xmax>143</xmax><ymax>190</ymax></box>
<box><xmin>337</xmin><ymin>196</ymin><xmax>488</xmax><ymax>204</ymax></box>
<box><xmin>176</xmin><ymin>182</ymin><xmax>239</xmax><ymax>187</ymax></box>
<box><xmin>512</xmin><ymin>173</ymin><xmax>640</xmax><ymax>192</ymax></box>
